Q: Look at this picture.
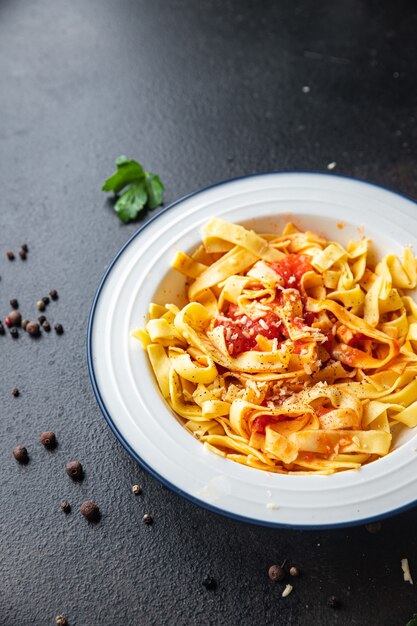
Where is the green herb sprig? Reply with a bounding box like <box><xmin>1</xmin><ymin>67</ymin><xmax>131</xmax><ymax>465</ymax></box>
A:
<box><xmin>102</xmin><ymin>156</ymin><xmax>164</xmax><ymax>223</ymax></box>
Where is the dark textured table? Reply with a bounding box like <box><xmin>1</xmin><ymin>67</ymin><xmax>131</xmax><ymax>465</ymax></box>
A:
<box><xmin>2</xmin><ymin>1</ymin><xmax>417</xmax><ymax>625</ymax></box>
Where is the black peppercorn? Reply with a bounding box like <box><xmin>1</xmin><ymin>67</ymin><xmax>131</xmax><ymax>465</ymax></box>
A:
<box><xmin>26</xmin><ymin>321</ymin><xmax>40</xmax><ymax>337</ymax></box>
<box><xmin>12</xmin><ymin>387</ymin><xmax>19</xmax><ymax>397</ymax></box>
<box><xmin>40</xmin><ymin>431</ymin><xmax>57</xmax><ymax>449</ymax></box>
<box><xmin>6</xmin><ymin>250</ymin><xmax>15</xmax><ymax>260</ymax></box>
<box><xmin>10</xmin><ymin>298</ymin><xmax>18</xmax><ymax>309</ymax></box>
<box><xmin>42</xmin><ymin>320</ymin><xmax>51</xmax><ymax>332</ymax></box>
<box><xmin>202</xmin><ymin>576</ymin><xmax>217</xmax><ymax>590</ymax></box>
<box><xmin>327</xmin><ymin>596</ymin><xmax>341</xmax><ymax>609</ymax></box>
<box><xmin>21</xmin><ymin>243</ymin><xmax>28</xmax><ymax>253</ymax></box>
<box><xmin>10</xmin><ymin>328</ymin><xmax>19</xmax><ymax>339</ymax></box>
<box><xmin>143</xmin><ymin>513</ymin><xmax>153</xmax><ymax>525</ymax></box>
<box><xmin>18</xmin><ymin>249</ymin><xmax>26</xmax><ymax>260</ymax></box>
<box><xmin>60</xmin><ymin>500</ymin><xmax>71</xmax><ymax>514</ymax></box>
<box><xmin>21</xmin><ymin>319</ymin><xmax>29</xmax><ymax>330</ymax></box>
<box><xmin>55</xmin><ymin>615</ymin><xmax>68</xmax><ymax>626</ymax></box>
<box><xmin>0</xmin><ymin>323</ymin><xmax>4</xmax><ymax>335</ymax></box>
<box><xmin>13</xmin><ymin>445</ymin><xmax>28</xmax><ymax>463</ymax></box>
<box><xmin>49</xmin><ymin>289</ymin><xmax>58</xmax><ymax>300</ymax></box>
<box><xmin>80</xmin><ymin>500</ymin><xmax>100</xmax><ymax>521</ymax></box>
<box><xmin>54</xmin><ymin>323</ymin><xmax>64</xmax><ymax>335</ymax></box>
<box><xmin>65</xmin><ymin>460</ymin><xmax>83</xmax><ymax>480</ymax></box>
<box><xmin>7</xmin><ymin>310</ymin><xmax>22</xmax><ymax>327</ymax></box>
<box><xmin>268</xmin><ymin>564</ymin><xmax>285</xmax><ymax>581</ymax></box>
<box><xmin>38</xmin><ymin>315</ymin><xmax>46</xmax><ymax>324</ymax></box>
<box><xmin>42</xmin><ymin>296</ymin><xmax>50</xmax><ymax>305</ymax></box>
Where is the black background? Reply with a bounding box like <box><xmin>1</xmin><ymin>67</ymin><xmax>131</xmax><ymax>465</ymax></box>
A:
<box><xmin>1</xmin><ymin>1</ymin><xmax>417</xmax><ymax>625</ymax></box>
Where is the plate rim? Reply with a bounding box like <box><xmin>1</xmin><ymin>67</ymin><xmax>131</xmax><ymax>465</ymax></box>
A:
<box><xmin>87</xmin><ymin>170</ymin><xmax>417</xmax><ymax>529</ymax></box>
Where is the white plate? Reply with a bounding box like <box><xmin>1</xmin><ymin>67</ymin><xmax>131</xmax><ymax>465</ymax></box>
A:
<box><xmin>88</xmin><ymin>172</ymin><xmax>417</xmax><ymax>528</ymax></box>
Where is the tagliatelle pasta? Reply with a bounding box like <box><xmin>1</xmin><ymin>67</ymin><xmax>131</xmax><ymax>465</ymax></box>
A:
<box><xmin>133</xmin><ymin>218</ymin><xmax>417</xmax><ymax>475</ymax></box>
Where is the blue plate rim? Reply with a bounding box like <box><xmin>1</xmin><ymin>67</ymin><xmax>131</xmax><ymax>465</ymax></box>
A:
<box><xmin>86</xmin><ymin>169</ymin><xmax>417</xmax><ymax>529</ymax></box>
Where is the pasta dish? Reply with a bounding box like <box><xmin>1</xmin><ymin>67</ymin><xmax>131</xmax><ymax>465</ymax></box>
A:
<box><xmin>133</xmin><ymin>218</ymin><xmax>417</xmax><ymax>474</ymax></box>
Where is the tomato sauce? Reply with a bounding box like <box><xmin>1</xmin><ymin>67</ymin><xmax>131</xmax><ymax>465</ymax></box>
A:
<box><xmin>292</xmin><ymin>340</ymin><xmax>305</xmax><ymax>354</ymax></box>
<box><xmin>251</xmin><ymin>414</ymin><xmax>284</xmax><ymax>434</ymax></box>
<box><xmin>315</xmin><ymin>406</ymin><xmax>333</xmax><ymax>417</ymax></box>
<box><xmin>348</xmin><ymin>332</ymin><xmax>369</xmax><ymax>350</ymax></box>
<box><xmin>270</xmin><ymin>254</ymin><xmax>313</xmax><ymax>291</ymax></box>
<box><xmin>215</xmin><ymin>254</ymin><xmax>318</xmax><ymax>357</ymax></box>
<box><xmin>322</xmin><ymin>331</ymin><xmax>334</xmax><ymax>355</ymax></box>
<box><xmin>214</xmin><ymin>304</ymin><xmax>287</xmax><ymax>355</ymax></box>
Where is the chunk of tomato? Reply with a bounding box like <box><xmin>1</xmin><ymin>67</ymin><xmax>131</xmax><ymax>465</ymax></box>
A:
<box><xmin>270</xmin><ymin>254</ymin><xmax>313</xmax><ymax>290</ymax></box>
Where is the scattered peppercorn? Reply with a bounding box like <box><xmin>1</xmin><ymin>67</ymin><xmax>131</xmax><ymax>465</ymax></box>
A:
<box><xmin>131</xmin><ymin>484</ymin><xmax>142</xmax><ymax>495</ymax></box>
<box><xmin>327</xmin><ymin>596</ymin><xmax>341</xmax><ymax>609</ymax></box>
<box><xmin>13</xmin><ymin>445</ymin><xmax>28</xmax><ymax>463</ymax></box>
<box><xmin>21</xmin><ymin>243</ymin><xmax>28</xmax><ymax>253</ymax></box>
<box><xmin>38</xmin><ymin>315</ymin><xmax>46</xmax><ymax>324</ymax></box>
<box><xmin>202</xmin><ymin>576</ymin><xmax>217</xmax><ymax>590</ymax></box>
<box><xmin>10</xmin><ymin>328</ymin><xmax>19</xmax><ymax>339</ymax></box>
<box><xmin>6</xmin><ymin>250</ymin><xmax>15</xmax><ymax>260</ymax></box>
<box><xmin>36</xmin><ymin>300</ymin><xmax>45</xmax><ymax>311</ymax></box>
<box><xmin>26</xmin><ymin>321</ymin><xmax>41</xmax><ymax>337</ymax></box>
<box><xmin>10</xmin><ymin>298</ymin><xmax>18</xmax><ymax>309</ymax></box>
<box><xmin>7</xmin><ymin>310</ymin><xmax>22</xmax><ymax>327</ymax></box>
<box><xmin>40</xmin><ymin>431</ymin><xmax>57</xmax><ymax>449</ymax></box>
<box><xmin>143</xmin><ymin>513</ymin><xmax>153</xmax><ymax>525</ymax></box>
<box><xmin>42</xmin><ymin>320</ymin><xmax>51</xmax><ymax>332</ymax></box>
<box><xmin>12</xmin><ymin>387</ymin><xmax>19</xmax><ymax>397</ymax></box>
<box><xmin>21</xmin><ymin>319</ymin><xmax>29</xmax><ymax>330</ymax></box>
<box><xmin>80</xmin><ymin>500</ymin><xmax>100</xmax><ymax>522</ymax></box>
<box><xmin>60</xmin><ymin>500</ymin><xmax>71</xmax><ymax>514</ymax></box>
<box><xmin>49</xmin><ymin>289</ymin><xmax>58</xmax><ymax>300</ymax></box>
<box><xmin>54</xmin><ymin>323</ymin><xmax>64</xmax><ymax>335</ymax></box>
<box><xmin>268</xmin><ymin>564</ymin><xmax>285</xmax><ymax>581</ymax></box>
<box><xmin>0</xmin><ymin>323</ymin><xmax>4</xmax><ymax>335</ymax></box>
<box><xmin>65</xmin><ymin>460</ymin><xmax>83</xmax><ymax>480</ymax></box>
<box><xmin>365</xmin><ymin>522</ymin><xmax>382</xmax><ymax>534</ymax></box>
<box><xmin>18</xmin><ymin>249</ymin><xmax>26</xmax><ymax>260</ymax></box>
<box><xmin>289</xmin><ymin>566</ymin><xmax>300</xmax><ymax>577</ymax></box>
<box><xmin>42</xmin><ymin>296</ymin><xmax>50</xmax><ymax>305</ymax></box>
<box><xmin>55</xmin><ymin>615</ymin><xmax>68</xmax><ymax>626</ymax></box>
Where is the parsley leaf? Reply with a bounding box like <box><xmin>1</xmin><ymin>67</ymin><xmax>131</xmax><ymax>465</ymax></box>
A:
<box><xmin>102</xmin><ymin>156</ymin><xmax>165</xmax><ymax>222</ymax></box>
<box><xmin>102</xmin><ymin>157</ymin><xmax>145</xmax><ymax>194</ymax></box>
<box><xmin>114</xmin><ymin>180</ymin><xmax>147</xmax><ymax>223</ymax></box>
<box><xmin>145</xmin><ymin>173</ymin><xmax>165</xmax><ymax>210</ymax></box>
<box><xmin>406</xmin><ymin>616</ymin><xmax>417</xmax><ymax>626</ymax></box>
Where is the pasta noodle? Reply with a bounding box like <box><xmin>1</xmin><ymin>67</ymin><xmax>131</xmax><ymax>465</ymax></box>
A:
<box><xmin>133</xmin><ymin>218</ymin><xmax>417</xmax><ymax>474</ymax></box>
